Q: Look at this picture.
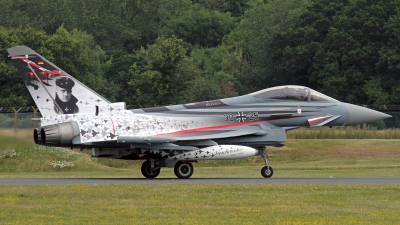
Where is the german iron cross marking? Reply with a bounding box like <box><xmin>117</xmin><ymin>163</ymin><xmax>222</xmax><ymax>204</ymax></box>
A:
<box><xmin>236</xmin><ymin>112</ymin><xmax>247</xmax><ymax>122</ymax></box>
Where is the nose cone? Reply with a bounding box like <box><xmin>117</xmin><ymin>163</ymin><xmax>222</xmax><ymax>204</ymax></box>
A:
<box><xmin>345</xmin><ymin>103</ymin><xmax>392</xmax><ymax>125</ymax></box>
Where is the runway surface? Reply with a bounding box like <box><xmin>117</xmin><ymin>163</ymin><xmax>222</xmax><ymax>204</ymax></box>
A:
<box><xmin>1</xmin><ymin>178</ymin><xmax>399</xmax><ymax>185</ymax></box>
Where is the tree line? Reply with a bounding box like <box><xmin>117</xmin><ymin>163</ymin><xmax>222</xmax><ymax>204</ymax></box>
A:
<box><xmin>1</xmin><ymin>0</ymin><xmax>400</xmax><ymax>108</ymax></box>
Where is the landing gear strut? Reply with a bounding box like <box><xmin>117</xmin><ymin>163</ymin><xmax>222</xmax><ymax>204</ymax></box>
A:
<box><xmin>260</xmin><ymin>147</ymin><xmax>274</xmax><ymax>178</ymax></box>
<box><xmin>174</xmin><ymin>161</ymin><xmax>194</xmax><ymax>179</ymax></box>
<box><xmin>141</xmin><ymin>159</ymin><xmax>160</xmax><ymax>178</ymax></box>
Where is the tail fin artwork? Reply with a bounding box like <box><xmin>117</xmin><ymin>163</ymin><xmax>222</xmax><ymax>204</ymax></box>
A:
<box><xmin>7</xmin><ymin>46</ymin><xmax>110</xmax><ymax>117</ymax></box>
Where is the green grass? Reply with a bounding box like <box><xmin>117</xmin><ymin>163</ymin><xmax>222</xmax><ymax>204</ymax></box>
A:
<box><xmin>287</xmin><ymin>126</ymin><xmax>400</xmax><ymax>139</ymax></box>
<box><xmin>1</xmin><ymin>129</ymin><xmax>400</xmax><ymax>178</ymax></box>
<box><xmin>1</xmin><ymin>130</ymin><xmax>400</xmax><ymax>224</ymax></box>
<box><xmin>0</xmin><ymin>184</ymin><xmax>399</xmax><ymax>224</ymax></box>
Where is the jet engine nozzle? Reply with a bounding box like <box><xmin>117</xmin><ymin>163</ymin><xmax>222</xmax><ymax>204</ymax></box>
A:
<box><xmin>40</xmin><ymin>122</ymin><xmax>79</xmax><ymax>146</ymax></box>
<box><xmin>33</xmin><ymin>128</ymin><xmax>42</xmax><ymax>144</ymax></box>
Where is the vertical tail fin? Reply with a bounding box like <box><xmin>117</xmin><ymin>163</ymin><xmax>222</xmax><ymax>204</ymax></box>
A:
<box><xmin>7</xmin><ymin>46</ymin><xmax>110</xmax><ymax>117</ymax></box>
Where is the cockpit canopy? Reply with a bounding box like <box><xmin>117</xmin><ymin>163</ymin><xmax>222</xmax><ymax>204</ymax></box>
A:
<box><xmin>249</xmin><ymin>85</ymin><xmax>338</xmax><ymax>102</ymax></box>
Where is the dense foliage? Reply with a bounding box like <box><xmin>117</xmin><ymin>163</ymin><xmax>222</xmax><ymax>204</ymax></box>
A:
<box><xmin>1</xmin><ymin>0</ymin><xmax>400</xmax><ymax>107</ymax></box>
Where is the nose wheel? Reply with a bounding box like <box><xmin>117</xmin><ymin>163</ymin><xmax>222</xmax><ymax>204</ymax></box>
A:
<box><xmin>260</xmin><ymin>147</ymin><xmax>274</xmax><ymax>178</ymax></box>
<box><xmin>261</xmin><ymin>166</ymin><xmax>274</xmax><ymax>178</ymax></box>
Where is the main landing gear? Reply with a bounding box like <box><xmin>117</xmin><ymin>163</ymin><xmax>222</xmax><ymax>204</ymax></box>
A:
<box><xmin>174</xmin><ymin>161</ymin><xmax>194</xmax><ymax>179</ymax></box>
<box><xmin>140</xmin><ymin>147</ymin><xmax>273</xmax><ymax>179</ymax></box>
<box><xmin>141</xmin><ymin>159</ymin><xmax>194</xmax><ymax>179</ymax></box>
<box><xmin>260</xmin><ymin>147</ymin><xmax>274</xmax><ymax>178</ymax></box>
<box><xmin>141</xmin><ymin>159</ymin><xmax>160</xmax><ymax>178</ymax></box>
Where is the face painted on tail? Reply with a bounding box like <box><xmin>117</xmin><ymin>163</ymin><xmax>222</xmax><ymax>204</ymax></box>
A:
<box><xmin>55</xmin><ymin>77</ymin><xmax>74</xmax><ymax>102</ymax></box>
<box><xmin>7</xmin><ymin>46</ymin><xmax>110</xmax><ymax>116</ymax></box>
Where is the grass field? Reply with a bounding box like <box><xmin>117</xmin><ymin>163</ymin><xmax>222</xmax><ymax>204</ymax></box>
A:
<box><xmin>1</xmin><ymin>129</ymin><xmax>400</xmax><ymax>178</ymax></box>
<box><xmin>1</xmin><ymin>184</ymin><xmax>399</xmax><ymax>224</ymax></box>
<box><xmin>287</xmin><ymin>126</ymin><xmax>400</xmax><ymax>139</ymax></box>
<box><xmin>1</xmin><ymin>129</ymin><xmax>400</xmax><ymax>224</ymax></box>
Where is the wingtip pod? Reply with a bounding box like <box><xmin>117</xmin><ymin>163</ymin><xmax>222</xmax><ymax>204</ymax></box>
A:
<box><xmin>7</xmin><ymin>46</ymin><xmax>110</xmax><ymax>117</ymax></box>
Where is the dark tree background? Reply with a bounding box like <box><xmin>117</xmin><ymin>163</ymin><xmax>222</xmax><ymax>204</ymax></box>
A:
<box><xmin>1</xmin><ymin>0</ymin><xmax>400</xmax><ymax>107</ymax></box>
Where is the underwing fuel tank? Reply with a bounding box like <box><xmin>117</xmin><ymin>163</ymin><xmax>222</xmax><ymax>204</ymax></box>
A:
<box><xmin>167</xmin><ymin>145</ymin><xmax>258</xmax><ymax>160</ymax></box>
<box><xmin>36</xmin><ymin>121</ymin><xmax>80</xmax><ymax>146</ymax></box>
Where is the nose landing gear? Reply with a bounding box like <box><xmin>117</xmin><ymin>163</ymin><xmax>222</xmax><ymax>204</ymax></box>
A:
<box><xmin>260</xmin><ymin>147</ymin><xmax>274</xmax><ymax>178</ymax></box>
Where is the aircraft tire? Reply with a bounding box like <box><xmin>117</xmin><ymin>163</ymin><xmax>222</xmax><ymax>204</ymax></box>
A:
<box><xmin>261</xmin><ymin>166</ymin><xmax>274</xmax><ymax>178</ymax></box>
<box><xmin>174</xmin><ymin>162</ymin><xmax>193</xmax><ymax>179</ymax></box>
<box><xmin>141</xmin><ymin>160</ymin><xmax>160</xmax><ymax>178</ymax></box>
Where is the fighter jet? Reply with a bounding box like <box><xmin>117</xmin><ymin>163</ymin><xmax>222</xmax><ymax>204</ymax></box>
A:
<box><xmin>7</xmin><ymin>46</ymin><xmax>391</xmax><ymax>179</ymax></box>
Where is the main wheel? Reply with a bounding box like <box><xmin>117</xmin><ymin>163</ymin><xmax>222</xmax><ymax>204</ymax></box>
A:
<box><xmin>174</xmin><ymin>162</ymin><xmax>193</xmax><ymax>179</ymax></box>
<box><xmin>141</xmin><ymin>160</ymin><xmax>160</xmax><ymax>178</ymax></box>
<box><xmin>261</xmin><ymin>166</ymin><xmax>274</xmax><ymax>178</ymax></box>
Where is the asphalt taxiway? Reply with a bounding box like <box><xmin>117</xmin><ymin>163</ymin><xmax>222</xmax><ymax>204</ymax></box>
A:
<box><xmin>0</xmin><ymin>178</ymin><xmax>399</xmax><ymax>185</ymax></box>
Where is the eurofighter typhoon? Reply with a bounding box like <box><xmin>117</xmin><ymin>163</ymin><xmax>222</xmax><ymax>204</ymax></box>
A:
<box><xmin>7</xmin><ymin>46</ymin><xmax>391</xmax><ymax>179</ymax></box>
